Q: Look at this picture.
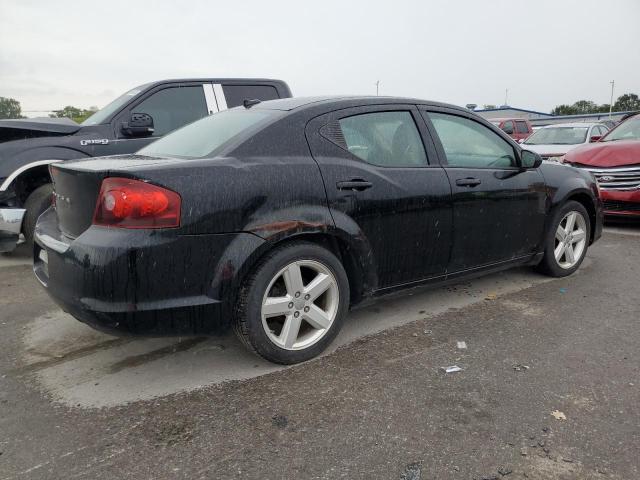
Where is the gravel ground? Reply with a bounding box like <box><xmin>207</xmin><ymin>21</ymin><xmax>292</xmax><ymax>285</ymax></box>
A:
<box><xmin>0</xmin><ymin>225</ymin><xmax>638</xmax><ymax>479</ymax></box>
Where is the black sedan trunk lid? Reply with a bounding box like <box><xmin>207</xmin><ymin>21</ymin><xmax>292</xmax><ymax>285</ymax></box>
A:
<box><xmin>50</xmin><ymin>155</ymin><xmax>183</xmax><ymax>238</ymax></box>
<box><xmin>50</xmin><ymin>165</ymin><xmax>104</xmax><ymax>238</ymax></box>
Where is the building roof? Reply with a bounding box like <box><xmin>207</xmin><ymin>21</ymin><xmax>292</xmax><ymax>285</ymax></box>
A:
<box><xmin>475</xmin><ymin>106</ymin><xmax>637</xmax><ymax>121</ymax></box>
<box><xmin>475</xmin><ymin>106</ymin><xmax>553</xmax><ymax>116</ymax></box>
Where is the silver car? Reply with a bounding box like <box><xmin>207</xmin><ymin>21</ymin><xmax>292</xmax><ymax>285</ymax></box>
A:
<box><xmin>522</xmin><ymin>122</ymin><xmax>610</xmax><ymax>161</ymax></box>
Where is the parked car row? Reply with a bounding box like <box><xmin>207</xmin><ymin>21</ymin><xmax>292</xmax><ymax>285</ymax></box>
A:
<box><xmin>491</xmin><ymin>112</ymin><xmax>640</xmax><ymax>219</ymax></box>
<box><xmin>32</xmin><ymin>96</ymin><xmax>603</xmax><ymax>364</ymax></box>
<box><xmin>1</xmin><ymin>76</ymin><xmax>635</xmax><ymax>363</ymax></box>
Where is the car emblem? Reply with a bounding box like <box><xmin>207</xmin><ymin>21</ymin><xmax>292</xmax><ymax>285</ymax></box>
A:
<box><xmin>80</xmin><ymin>138</ymin><xmax>109</xmax><ymax>146</ymax></box>
<box><xmin>53</xmin><ymin>192</ymin><xmax>71</xmax><ymax>204</ymax></box>
<box><xmin>600</xmin><ymin>176</ymin><xmax>614</xmax><ymax>182</ymax></box>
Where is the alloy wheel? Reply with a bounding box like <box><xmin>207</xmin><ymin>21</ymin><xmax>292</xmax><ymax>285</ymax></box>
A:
<box><xmin>554</xmin><ymin>211</ymin><xmax>587</xmax><ymax>269</ymax></box>
<box><xmin>261</xmin><ymin>260</ymin><xmax>339</xmax><ymax>350</ymax></box>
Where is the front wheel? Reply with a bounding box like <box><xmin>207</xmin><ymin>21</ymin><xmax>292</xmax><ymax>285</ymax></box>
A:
<box><xmin>233</xmin><ymin>242</ymin><xmax>349</xmax><ymax>364</ymax></box>
<box><xmin>537</xmin><ymin>200</ymin><xmax>590</xmax><ymax>277</ymax></box>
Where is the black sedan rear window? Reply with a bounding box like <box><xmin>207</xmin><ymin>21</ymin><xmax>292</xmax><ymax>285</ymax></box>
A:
<box><xmin>138</xmin><ymin>108</ymin><xmax>276</xmax><ymax>158</ymax></box>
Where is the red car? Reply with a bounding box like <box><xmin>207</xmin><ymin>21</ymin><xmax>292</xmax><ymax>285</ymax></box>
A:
<box><xmin>563</xmin><ymin>114</ymin><xmax>640</xmax><ymax>218</ymax></box>
<box><xmin>489</xmin><ymin>118</ymin><xmax>534</xmax><ymax>142</ymax></box>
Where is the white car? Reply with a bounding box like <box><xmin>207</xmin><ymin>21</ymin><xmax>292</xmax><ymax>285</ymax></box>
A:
<box><xmin>521</xmin><ymin>122</ymin><xmax>610</xmax><ymax>161</ymax></box>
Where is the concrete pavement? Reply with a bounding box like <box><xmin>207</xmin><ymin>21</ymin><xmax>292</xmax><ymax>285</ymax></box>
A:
<box><xmin>0</xmin><ymin>226</ymin><xmax>638</xmax><ymax>479</ymax></box>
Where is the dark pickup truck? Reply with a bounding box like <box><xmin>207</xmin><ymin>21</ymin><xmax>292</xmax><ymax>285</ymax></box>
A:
<box><xmin>0</xmin><ymin>78</ymin><xmax>292</xmax><ymax>252</ymax></box>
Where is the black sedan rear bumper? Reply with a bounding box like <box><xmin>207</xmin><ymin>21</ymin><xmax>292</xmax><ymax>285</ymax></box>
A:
<box><xmin>33</xmin><ymin>208</ymin><xmax>264</xmax><ymax>336</ymax></box>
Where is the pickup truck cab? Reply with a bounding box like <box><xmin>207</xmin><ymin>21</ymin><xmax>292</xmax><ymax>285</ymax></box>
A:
<box><xmin>489</xmin><ymin>117</ymin><xmax>534</xmax><ymax>142</ymax></box>
<box><xmin>0</xmin><ymin>78</ymin><xmax>292</xmax><ymax>252</ymax></box>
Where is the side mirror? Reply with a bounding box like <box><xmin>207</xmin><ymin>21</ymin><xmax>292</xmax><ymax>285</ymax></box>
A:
<box><xmin>589</xmin><ymin>135</ymin><xmax>602</xmax><ymax>143</ymax></box>
<box><xmin>121</xmin><ymin>112</ymin><xmax>154</xmax><ymax>137</ymax></box>
<box><xmin>521</xmin><ymin>150</ymin><xmax>543</xmax><ymax>169</ymax></box>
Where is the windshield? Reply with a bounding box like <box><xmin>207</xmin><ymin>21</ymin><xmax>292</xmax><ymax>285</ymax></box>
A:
<box><xmin>81</xmin><ymin>86</ymin><xmax>148</xmax><ymax>125</ymax></box>
<box><xmin>602</xmin><ymin>116</ymin><xmax>640</xmax><ymax>142</ymax></box>
<box><xmin>523</xmin><ymin>126</ymin><xmax>588</xmax><ymax>145</ymax></box>
<box><xmin>138</xmin><ymin>108</ymin><xmax>277</xmax><ymax>158</ymax></box>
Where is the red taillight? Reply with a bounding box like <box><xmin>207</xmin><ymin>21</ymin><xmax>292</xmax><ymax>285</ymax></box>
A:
<box><xmin>93</xmin><ymin>177</ymin><xmax>181</xmax><ymax>228</ymax></box>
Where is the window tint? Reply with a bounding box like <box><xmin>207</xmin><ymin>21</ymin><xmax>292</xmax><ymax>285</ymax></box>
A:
<box><xmin>138</xmin><ymin>109</ymin><xmax>276</xmax><ymax>159</ymax></box>
<box><xmin>222</xmin><ymin>85</ymin><xmax>279</xmax><ymax>108</ymax></box>
<box><xmin>338</xmin><ymin>111</ymin><xmax>427</xmax><ymax>167</ymax></box>
<box><xmin>429</xmin><ymin>112</ymin><xmax>516</xmax><ymax>168</ymax></box>
<box><xmin>132</xmin><ymin>86</ymin><xmax>207</xmax><ymax>136</ymax></box>
<box><xmin>516</xmin><ymin>121</ymin><xmax>529</xmax><ymax>134</ymax></box>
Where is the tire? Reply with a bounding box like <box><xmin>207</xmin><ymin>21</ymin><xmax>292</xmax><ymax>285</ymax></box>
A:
<box><xmin>233</xmin><ymin>241</ymin><xmax>350</xmax><ymax>364</ymax></box>
<box><xmin>22</xmin><ymin>183</ymin><xmax>53</xmax><ymax>244</ymax></box>
<box><xmin>537</xmin><ymin>200</ymin><xmax>591</xmax><ymax>277</ymax></box>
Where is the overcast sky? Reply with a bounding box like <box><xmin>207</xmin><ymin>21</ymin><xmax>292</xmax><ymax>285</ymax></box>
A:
<box><xmin>1</xmin><ymin>0</ymin><xmax>639</xmax><ymax>116</ymax></box>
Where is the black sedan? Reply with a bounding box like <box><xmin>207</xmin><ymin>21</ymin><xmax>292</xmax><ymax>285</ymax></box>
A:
<box><xmin>34</xmin><ymin>97</ymin><xmax>603</xmax><ymax>364</ymax></box>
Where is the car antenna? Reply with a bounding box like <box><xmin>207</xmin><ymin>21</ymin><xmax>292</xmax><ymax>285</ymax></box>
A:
<box><xmin>243</xmin><ymin>98</ymin><xmax>261</xmax><ymax>109</ymax></box>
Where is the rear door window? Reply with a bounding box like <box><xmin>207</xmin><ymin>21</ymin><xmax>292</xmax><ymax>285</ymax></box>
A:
<box><xmin>502</xmin><ymin>120</ymin><xmax>515</xmax><ymax>133</ymax></box>
<box><xmin>516</xmin><ymin>121</ymin><xmax>529</xmax><ymax>134</ymax></box>
<box><xmin>132</xmin><ymin>86</ymin><xmax>208</xmax><ymax>136</ymax></box>
<box><xmin>337</xmin><ymin>111</ymin><xmax>428</xmax><ymax>167</ymax></box>
<box><xmin>222</xmin><ymin>85</ymin><xmax>280</xmax><ymax>108</ymax></box>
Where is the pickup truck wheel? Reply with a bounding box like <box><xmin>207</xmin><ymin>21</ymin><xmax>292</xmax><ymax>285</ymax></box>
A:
<box><xmin>233</xmin><ymin>242</ymin><xmax>349</xmax><ymax>364</ymax></box>
<box><xmin>537</xmin><ymin>200</ymin><xmax>590</xmax><ymax>278</ymax></box>
<box><xmin>22</xmin><ymin>183</ymin><xmax>53</xmax><ymax>244</ymax></box>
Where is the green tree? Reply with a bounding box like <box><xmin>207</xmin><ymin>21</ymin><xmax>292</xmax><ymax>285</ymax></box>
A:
<box><xmin>572</xmin><ymin>100</ymin><xmax>598</xmax><ymax>114</ymax></box>
<box><xmin>50</xmin><ymin>105</ymin><xmax>99</xmax><ymax>123</ymax></box>
<box><xmin>613</xmin><ymin>93</ymin><xmax>640</xmax><ymax>112</ymax></box>
<box><xmin>552</xmin><ymin>93</ymin><xmax>640</xmax><ymax>116</ymax></box>
<box><xmin>0</xmin><ymin>96</ymin><xmax>24</xmax><ymax>119</ymax></box>
<box><xmin>551</xmin><ymin>104</ymin><xmax>577</xmax><ymax>115</ymax></box>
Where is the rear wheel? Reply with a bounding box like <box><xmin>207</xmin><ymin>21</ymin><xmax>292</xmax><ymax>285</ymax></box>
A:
<box><xmin>537</xmin><ymin>201</ymin><xmax>590</xmax><ymax>277</ymax></box>
<box><xmin>22</xmin><ymin>183</ymin><xmax>53</xmax><ymax>245</ymax></box>
<box><xmin>233</xmin><ymin>242</ymin><xmax>349</xmax><ymax>364</ymax></box>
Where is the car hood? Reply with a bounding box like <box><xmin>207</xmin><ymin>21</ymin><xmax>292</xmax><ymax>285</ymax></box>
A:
<box><xmin>522</xmin><ymin>143</ymin><xmax>577</xmax><ymax>156</ymax></box>
<box><xmin>0</xmin><ymin>117</ymin><xmax>81</xmax><ymax>143</ymax></box>
<box><xmin>565</xmin><ymin>139</ymin><xmax>640</xmax><ymax>167</ymax></box>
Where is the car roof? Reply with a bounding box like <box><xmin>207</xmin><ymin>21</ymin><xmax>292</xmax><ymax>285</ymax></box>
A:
<box><xmin>251</xmin><ymin>95</ymin><xmax>465</xmax><ymax>112</ymax></box>
<box><xmin>487</xmin><ymin>118</ymin><xmax>528</xmax><ymax>122</ymax></box>
<box><xmin>144</xmin><ymin>78</ymin><xmax>289</xmax><ymax>87</ymax></box>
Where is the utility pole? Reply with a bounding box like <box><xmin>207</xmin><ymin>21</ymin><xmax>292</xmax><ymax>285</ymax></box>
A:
<box><xmin>609</xmin><ymin>80</ymin><xmax>615</xmax><ymax>118</ymax></box>
<box><xmin>504</xmin><ymin>88</ymin><xmax>509</xmax><ymax>106</ymax></box>
<box><xmin>375</xmin><ymin>80</ymin><xmax>380</xmax><ymax>96</ymax></box>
